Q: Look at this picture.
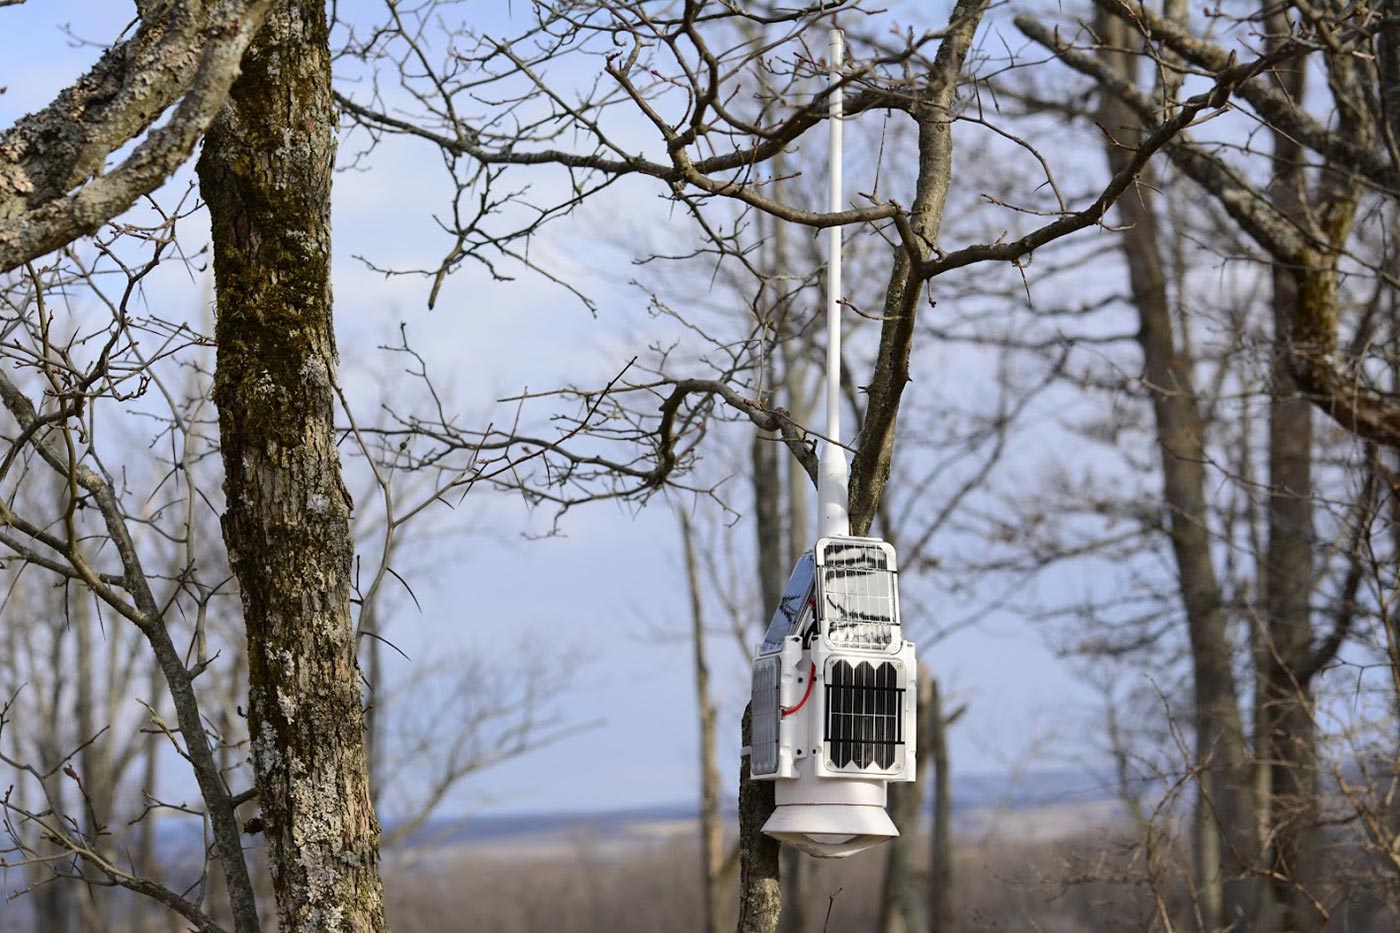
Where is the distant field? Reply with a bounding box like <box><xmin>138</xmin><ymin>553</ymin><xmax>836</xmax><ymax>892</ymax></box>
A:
<box><xmin>385</xmin><ymin>767</ymin><xmax>1128</xmax><ymax>862</ymax></box>
<box><xmin>382</xmin><ymin>806</ymin><xmax>1141</xmax><ymax>932</ymax></box>
<box><xmin>9</xmin><ymin>770</ymin><xmax>1397</xmax><ymax>930</ymax></box>
<box><xmin>380</xmin><ymin>772</ymin><xmax>1146</xmax><ymax>932</ymax></box>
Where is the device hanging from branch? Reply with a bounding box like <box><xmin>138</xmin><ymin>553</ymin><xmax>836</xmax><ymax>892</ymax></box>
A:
<box><xmin>747</xmin><ymin>28</ymin><xmax>917</xmax><ymax>860</ymax></box>
<box><xmin>750</xmin><ymin>537</ymin><xmax>916</xmax><ymax>858</ymax></box>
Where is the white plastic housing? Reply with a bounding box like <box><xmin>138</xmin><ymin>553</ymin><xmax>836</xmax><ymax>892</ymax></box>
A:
<box><xmin>749</xmin><ymin>535</ymin><xmax>917</xmax><ymax>858</ymax></box>
<box><xmin>765</xmin><ymin>766</ymin><xmax>896</xmax><ymax>858</ymax></box>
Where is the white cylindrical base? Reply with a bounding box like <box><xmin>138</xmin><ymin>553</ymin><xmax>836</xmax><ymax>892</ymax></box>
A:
<box><xmin>762</xmin><ymin>758</ymin><xmax>896</xmax><ymax>858</ymax></box>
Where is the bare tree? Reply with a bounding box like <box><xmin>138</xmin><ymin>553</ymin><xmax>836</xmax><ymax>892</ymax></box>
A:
<box><xmin>919</xmin><ymin>3</ymin><xmax>1400</xmax><ymax>927</ymax></box>
<box><xmin>1092</xmin><ymin>13</ymin><xmax>1255</xmax><ymax>922</ymax></box>
<box><xmin>0</xmin><ymin>273</ymin><xmax>262</xmax><ymax>931</ymax></box>
<box><xmin>926</xmin><ymin>679</ymin><xmax>961</xmax><ymax>933</ymax></box>
<box><xmin>22</xmin><ymin>1</ymin><xmax>1395</xmax><ymax>930</ymax></box>
<box><xmin>326</xmin><ymin>1</ymin><xmax>1245</xmax><ymax>925</ymax></box>
<box><xmin>681</xmin><ymin>508</ymin><xmax>726</xmax><ymax>933</ymax></box>
<box><xmin>879</xmin><ymin>673</ymin><xmax>931</xmax><ymax>933</ymax></box>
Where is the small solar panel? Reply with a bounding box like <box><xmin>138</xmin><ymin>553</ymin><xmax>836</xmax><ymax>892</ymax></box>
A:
<box><xmin>751</xmin><ymin>656</ymin><xmax>782</xmax><ymax>776</ymax></box>
<box><xmin>824</xmin><ymin>659</ymin><xmax>904</xmax><ymax>771</ymax></box>
<box><xmin>761</xmin><ymin>553</ymin><xmax>816</xmax><ymax>653</ymax></box>
<box><xmin>817</xmin><ymin>539</ymin><xmax>897</xmax><ymax>648</ymax></box>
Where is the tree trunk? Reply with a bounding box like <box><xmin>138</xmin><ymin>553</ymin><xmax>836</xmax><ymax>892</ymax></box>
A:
<box><xmin>753</xmin><ymin>412</ymin><xmax>806</xmax><ymax>933</ymax></box>
<box><xmin>74</xmin><ymin>583</ymin><xmax>108</xmax><ymax>933</ymax></box>
<box><xmin>847</xmin><ymin>0</ymin><xmax>984</xmax><ymax>536</ymax></box>
<box><xmin>927</xmin><ymin>679</ymin><xmax>954</xmax><ymax>933</ymax></box>
<box><xmin>880</xmin><ymin>672</ymin><xmax>933</xmax><ymax>933</ymax></box>
<box><xmin>135</xmin><ymin>663</ymin><xmax>174</xmax><ymax>933</ymax></box>
<box><xmin>34</xmin><ymin>594</ymin><xmax>74</xmax><ymax>933</ymax></box>
<box><xmin>1095</xmin><ymin>12</ymin><xmax>1255</xmax><ymax>927</ymax></box>
<box><xmin>197</xmin><ymin>1</ymin><xmax>387</xmax><ymax>929</ymax></box>
<box><xmin>32</xmin><ymin>774</ymin><xmax>73</xmax><ymax>933</ymax></box>
<box><xmin>682</xmin><ymin>511</ymin><xmax>727</xmax><ymax>933</ymax></box>
<box><xmin>754</xmin><ymin>430</ymin><xmax>786</xmax><ymax>614</ymax></box>
<box><xmin>1260</xmin><ymin>18</ymin><xmax>1321</xmax><ymax>926</ymax></box>
<box><xmin>365</xmin><ymin>604</ymin><xmax>384</xmax><ymax>814</ymax></box>
<box><xmin>738</xmin><ymin>706</ymin><xmax>783</xmax><ymax>933</ymax></box>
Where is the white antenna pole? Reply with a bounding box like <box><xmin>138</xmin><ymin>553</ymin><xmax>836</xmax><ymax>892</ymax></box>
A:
<box><xmin>818</xmin><ymin>27</ymin><xmax>851</xmax><ymax>539</ymax></box>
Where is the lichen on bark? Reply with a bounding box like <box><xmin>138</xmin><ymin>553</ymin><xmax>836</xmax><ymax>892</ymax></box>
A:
<box><xmin>197</xmin><ymin>1</ymin><xmax>386</xmax><ymax>929</ymax></box>
<box><xmin>0</xmin><ymin>0</ymin><xmax>272</xmax><ymax>273</ymax></box>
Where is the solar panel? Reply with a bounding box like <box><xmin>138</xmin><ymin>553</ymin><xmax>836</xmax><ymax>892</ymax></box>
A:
<box><xmin>817</xmin><ymin>539</ymin><xmax>897</xmax><ymax>648</ymax></box>
<box><xmin>761</xmin><ymin>553</ymin><xmax>816</xmax><ymax>653</ymax></box>
<box><xmin>824</xmin><ymin>659</ymin><xmax>904</xmax><ymax>771</ymax></box>
<box><xmin>751</xmin><ymin>656</ymin><xmax>782</xmax><ymax>776</ymax></box>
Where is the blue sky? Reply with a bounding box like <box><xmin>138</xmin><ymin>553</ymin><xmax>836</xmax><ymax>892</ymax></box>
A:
<box><xmin>0</xmin><ymin>0</ymin><xmax>1108</xmax><ymax>817</ymax></box>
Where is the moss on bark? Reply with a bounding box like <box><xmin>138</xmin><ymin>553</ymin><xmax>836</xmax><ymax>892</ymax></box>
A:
<box><xmin>198</xmin><ymin>2</ymin><xmax>386</xmax><ymax>930</ymax></box>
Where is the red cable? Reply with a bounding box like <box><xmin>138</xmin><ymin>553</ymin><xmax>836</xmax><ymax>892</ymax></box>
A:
<box><xmin>781</xmin><ymin>661</ymin><xmax>817</xmax><ymax>717</ymax></box>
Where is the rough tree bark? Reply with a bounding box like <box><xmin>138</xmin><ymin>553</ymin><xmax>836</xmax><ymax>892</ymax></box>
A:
<box><xmin>0</xmin><ymin>0</ymin><xmax>271</xmax><ymax>272</ymax></box>
<box><xmin>847</xmin><ymin>0</ymin><xmax>985</xmax><ymax>536</ymax></box>
<box><xmin>1095</xmin><ymin>11</ymin><xmax>1255</xmax><ymax>926</ymax></box>
<box><xmin>738</xmin><ymin>706</ymin><xmax>783</xmax><ymax>933</ymax></box>
<box><xmin>197</xmin><ymin>1</ymin><xmax>387</xmax><ymax>929</ymax></box>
